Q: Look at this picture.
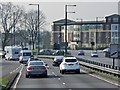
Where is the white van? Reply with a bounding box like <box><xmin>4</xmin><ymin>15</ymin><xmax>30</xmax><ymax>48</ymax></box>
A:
<box><xmin>5</xmin><ymin>46</ymin><xmax>22</xmax><ymax>60</ymax></box>
<box><xmin>19</xmin><ymin>50</ymin><xmax>32</xmax><ymax>63</ymax></box>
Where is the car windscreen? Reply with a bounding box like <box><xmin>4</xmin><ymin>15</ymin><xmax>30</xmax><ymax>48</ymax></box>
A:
<box><xmin>23</xmin><ymin>52</ymin><xmax>31</xmax><ymax>56</ymax></box>
<box><xmin>29</xmin><ymin>62</ymin><xmax>44</xmax><ymax>65</ymax></box>
<box><xmin>92</xmin><ymin>52</ymin><xmax>97</xmax><ymax>54</ymax></box>
<box><xmin>65</xmin><ymin>59</ymin><xmax>77</xmax><ymax>62</ymax></box>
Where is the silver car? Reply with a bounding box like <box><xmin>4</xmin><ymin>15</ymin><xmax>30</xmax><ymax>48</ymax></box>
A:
<box><xmin>26</xmin><ymin>61</ymin><xmax>47</xmax><ymax>78</ymax></box>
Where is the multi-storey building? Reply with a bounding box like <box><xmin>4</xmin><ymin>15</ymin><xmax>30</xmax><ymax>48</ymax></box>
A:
<box><xmin>51</xmin><ymin>14</ymin><xmax>120</xmax><ymax>50</ymax></box>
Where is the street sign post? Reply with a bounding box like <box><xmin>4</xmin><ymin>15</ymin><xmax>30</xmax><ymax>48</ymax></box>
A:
<box><xmin>110</xmin><ymin>44</ymin><xmax>119</xmax><ymax>58</ymax></box>
<box><xmin>110</xmin><ymin>44</ymin><xmax>119</xmax><ymax>69</ymax></box>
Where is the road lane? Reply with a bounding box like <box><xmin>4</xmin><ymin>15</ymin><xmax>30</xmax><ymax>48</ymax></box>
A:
<box><xmin>1</xmin><ymin>59</ymin><xmax>21</xmax><ymax>77</ymax></box>
<box><xmin>71</xmin><ymin>50</ymin><xmax>119</xmax><ymax>66</ymax></box>
<box><xmin>16</xmin><ymin>64</ymin><xmax>66</xmax><ymax>88</ymax></box>
<box><xmin>15</xmin><ymin>58</ymin><xmax>118</xmax><ymax>89</ymax></box>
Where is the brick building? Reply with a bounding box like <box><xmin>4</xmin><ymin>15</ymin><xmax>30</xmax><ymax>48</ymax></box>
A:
<box><xmin>51</xmin><ymin>14</ymin><xmax>120</xmax><ymax>50</ymax></box>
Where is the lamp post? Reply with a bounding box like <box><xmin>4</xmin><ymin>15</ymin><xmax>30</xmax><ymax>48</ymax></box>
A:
<box><xmin>13</xmin><ymin>12</ymin><xmax>15</xmax><ymax>46</ymax></box>
<box><xmin>29</xmin><ymin>4</ymin><xmax>40</xmax><ymax>53</ymax></box>
<box><xmin>65</xmin><ymin>4</ymin><xmax>76</xmax><ymax>56</ymax></box>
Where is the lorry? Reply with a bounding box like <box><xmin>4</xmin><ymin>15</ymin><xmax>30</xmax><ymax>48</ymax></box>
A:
<box><xmin>5</xmin><ymin>46</ymin><xmax>22</xmax><ymax>60</ymax></box>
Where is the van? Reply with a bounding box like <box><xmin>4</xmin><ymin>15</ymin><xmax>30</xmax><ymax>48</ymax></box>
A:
<box><xmin>19</xmin><ymin>50</ymin><xmax>32</xmax><ymax>64</ymax></box>
<box><xmin>5</xmin><ymin>46</ymin><xmax>22</xmax><ymax>60</ymax></box>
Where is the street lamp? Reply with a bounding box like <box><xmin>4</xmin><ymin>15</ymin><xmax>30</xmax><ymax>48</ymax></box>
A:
<box><xmin>29</xmin><ymin>4</ymin><xmax>40</xmax><ymax>53</ymax></box>
<box><xmin>13</xmin><ymin>12</ymin><xmax>16</xmax><ymax>46</ymax></box>
<box><xmin>65</xmin><ymin>4</ymin><xmax>76</xmax><ymax>56</ymax></box>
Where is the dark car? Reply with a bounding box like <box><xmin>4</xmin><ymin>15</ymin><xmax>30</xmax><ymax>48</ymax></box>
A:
<box><xmin>39</xmin><ymin>49</ymin><xmax>53</xmax><ymax>55</ymax></box>
<box><xmin>78</xmin><ymin>50</ymin><xmax>85</xmax><ymax>55</ymax></box>
<box><xmin>26</xmin><ymin>61</ymin><xmax>47</xmax><ymax>78</ymax></box>
<box><xmin>52</xmin><ymin>56</ymin><xmax>64</xmax><ymax>66</ymax></box>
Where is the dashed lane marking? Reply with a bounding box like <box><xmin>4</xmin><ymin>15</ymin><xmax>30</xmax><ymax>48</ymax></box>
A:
<box><xmin>81</xmin><ymin>69</ymin><xmax>120</xmax><ymax>87</ymax></box>
<box><xmin>13</xmin><ymin>64</ymin><xmax>24</xmax><ymax>90</ymax></box>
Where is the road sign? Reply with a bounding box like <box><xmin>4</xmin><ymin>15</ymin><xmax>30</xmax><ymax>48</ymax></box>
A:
<box><xmin>110</xmin><ymin>44</ymin><xmax>119</xmax><ymax>58</ymax></box>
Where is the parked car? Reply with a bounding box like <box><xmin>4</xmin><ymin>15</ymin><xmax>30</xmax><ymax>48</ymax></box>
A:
<box><xmin>52</xmin><ymin>50</ymin><xmax>64</xmax><ymax>55</ymax></box>
<box><xmin>26</xmin><ymin>61</ymin><xmax>47</xmax><ymax>78</ymax></box>
<box><xmin>60</xmin><ymin>57</ymin><xmax>80</xmax><ymax>74</ymax></box>
<box><xmin>52</xmin><ymin>56</ymin><xmax>64</xmax><ymax>66</ymax></box>
<box><xmin>91</xmin><ymin>51</ymin><xmax>98</xmax><ymax>57</ymax></box>
<box><xmin>53</xmin><ymin>50</ymin><xmax>71</xmax><ymax>56</ymax></box>
<box><xmin>39</xmin><ymin>49</ymin><xmax>53</xmax><ymax>55</ymax></box>
<box><xmin>78</xmin><ymin>50</ymin><xmax>85</xmax><ymax>55</ymax></box>
<box><xmin>103</xmin><ymin>48</ymin><xmax>110</xmax><ymax>53</ymax></box>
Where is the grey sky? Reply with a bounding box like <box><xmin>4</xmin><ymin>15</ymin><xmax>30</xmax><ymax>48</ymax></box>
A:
<box><xmin>14</xmin><ymin>2</ymin><xmax>118</xmax><ymax>22</ymax></box>
<box><xmin>1</xmin><ymin>1</ymin><xmax>119</xmax><ymax>30</ymax></box>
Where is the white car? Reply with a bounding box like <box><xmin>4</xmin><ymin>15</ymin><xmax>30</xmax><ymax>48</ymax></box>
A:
<box><xmin>103</xmin><ymin>48</ymin><xmax>110</xmax><ymax>52</ymax></box>
<box><xmin>91</xmin><ymin>51</ymin><xmax>98</xmax><ymax>57</ymax></box>
<box><xmin>60</xmin><ymin>57</ymin><xmax>80</xmax><ymax>74</ymax></box>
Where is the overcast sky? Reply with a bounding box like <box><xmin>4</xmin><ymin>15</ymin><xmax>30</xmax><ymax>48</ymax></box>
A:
<box><xmin>0</xmin><ymin>0</ymin><xmax>119</xmax><ymax>30</ymax></box>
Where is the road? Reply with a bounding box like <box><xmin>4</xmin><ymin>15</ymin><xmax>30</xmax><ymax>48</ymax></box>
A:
<box><xmin>0</xmin><ymin>58</ymin><xmax>21</xmax><ymax>77</ymax></box>
<box><xmin>71</xmin><ymin>50</ymin><xmax>119</xmax><ymax>66</ymax></box>
<box><xmin>15</xmin><ymin>58</ymin><xmax>118</xmax><ymax>89</ymax></box>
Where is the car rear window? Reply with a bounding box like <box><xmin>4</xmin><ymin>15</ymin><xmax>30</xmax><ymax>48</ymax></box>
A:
<box><xmin>65</xmin><ymin>59</ymin><xmax>77</xmax><ymax>62</ymax></box>
<box><xmin>30</xmin><ymin>62</ymin><xmax>44</xmax><ymax>65</ymax></box>
<box><xmin>23</xmin><ymin>53</ymin><xmax>31</xmax><ymax>56</ymax></box>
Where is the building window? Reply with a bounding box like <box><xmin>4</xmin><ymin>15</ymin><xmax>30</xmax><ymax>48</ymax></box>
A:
<box><xmin>106</xmin><ymin>25</ymin><xmax>110</xmax><ymax>30</ymax></box>
<box><xmin>97</xmin><ymin>32</ymin><xmax>101</xmax><ymax>44</ymax></box>
<box><xmin>112</xmin><ymin>24</ymin><xmax>118</xmax><ymax>30</ymax></box>
<box><xmin>83</xmin><ymin>32</ymin><xmax>86</xmax><ymax>43</ymax></box>
<box><xmin>113</xmin><ymin>18</ymin><xmax>119</xmax><ymax>23</ymax></box>
<box><xmin>108</xmin><ymin>18</ymin><xmax>111</xmax><ymax>22</ymax></box>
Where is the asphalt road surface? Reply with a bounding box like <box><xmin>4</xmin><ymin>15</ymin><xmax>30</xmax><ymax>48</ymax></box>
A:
<box><xmin>15</xmin><ymin>58</ymin><xmax>119</xmax><ymax>89</ymax></box>
<box><xmin>71</xmin><ymin>50</ymin><xmax>119</xmax><ymax>66</ymax></box>
<box><xmin>1</xmin><ymin>58</ymin><xmax>21</xmax><ymax>77</ymax></box>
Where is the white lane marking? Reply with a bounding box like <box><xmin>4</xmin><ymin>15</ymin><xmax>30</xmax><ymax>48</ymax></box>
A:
<box><xmin>63</xmin><ymin>82</ymin><xmax>66</xmax><ymax>85</ymax></box>
<box><xmin>9</xmin><ymin>64</ymin><xmax>21</xmax><ymax>74</ymax></box>
<box><xmin>89</xmin><ymin>73</ymin><xmax>120</xmax><ymax>86</ymax></box>
<box><xmin>82</xmin><ymin>69</ymin><xmax>120</xmax><ymax>86</ymax></box>
<box><xmin>52</xmin><ymin>72</ymin><xmax>55</xmax><ymax>74</ymax></box>
<box><xmin>13</xmin><ymin>64</ymin><xmax>24</xmax><ymax>89</ymax></box>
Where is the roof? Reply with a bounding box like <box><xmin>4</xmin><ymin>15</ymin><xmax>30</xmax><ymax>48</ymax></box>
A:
<box><xmin>105</xmin><ymin>14</ymin><xmax>120</xmax><ymax>18</ymax></box>
<box><xmin>53</xmin><ymin>19</ymin><xmax>105</xmax><ymax>26</ymax></box>
<box><xmin>64</xmin><ymin>56</ymin><xmax>76</xmax><ymax>59</ymax></box>
<box><xmin>20</xmin><ymin>50</ymin><xmax>32</xmax><ymax>53</ymax></box>
<box><xmin>53</xmin><ymin>19</ymin><xmax>76</xmax><ymax>25</ymax></box>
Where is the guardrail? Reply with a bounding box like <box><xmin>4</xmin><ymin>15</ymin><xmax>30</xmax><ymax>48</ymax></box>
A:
<box><xmin>37</xmin><ymin>55</ymin><xmax>120</xmax><ymax>77</ymax></box>
<box><xmin>77</xmin><ymin>57</ymin><xmax>120</xmax><ymax>71</ymax></box>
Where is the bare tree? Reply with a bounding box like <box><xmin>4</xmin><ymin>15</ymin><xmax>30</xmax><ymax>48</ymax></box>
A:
<box><xmin>22</xmin><ymin>10</ymin><xmax>46</xmax><ymax>50</ymax></box>
<box><xmin>0</xmin><ymin>2</ymin><xmax>24</xmax><ymax>50</ymax></box>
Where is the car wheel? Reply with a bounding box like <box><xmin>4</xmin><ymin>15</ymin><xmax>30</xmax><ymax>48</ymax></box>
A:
<box><xmin>61</xmin><ymin>70</ymin><xmax>65</xmax><ymax>74</ymax></box>
<box><xmin>26</xmin><ymin>74</ymin><xmax>29</xmax><ymax>78</ymax></box>
<box><xmin>44</xmin><ymin>74</ymin><xmax>47</xmax><ymax>78</ymax></box>
<box><xmin>76</xmin><ymin>70</ymin><xmax>80</xmax><ymax>74</ymax></box>
<box><xmin>60</xmin><ymin>70</ymin><xmax>61</xmax><ymax>73</ymax></box>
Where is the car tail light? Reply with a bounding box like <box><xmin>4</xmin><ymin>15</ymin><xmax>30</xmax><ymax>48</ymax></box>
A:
<box><xmin>41</xmin><ymin>67</ymin><xmax>47</xmax><ymax>70</ymax></box>
<box><xmin>76</xmin><ymin>62</ymin><xmax>80</xmax><ymax>65</ymax></box>
<box><xmin>27</xmin><ymin>67</ymin><xmax>32</xmax><ymax>70</ymax></box>
<box><xmin>63</xmin><ymin>63</ymin><xmax>67</xmax><ymax>65</ymax></box>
